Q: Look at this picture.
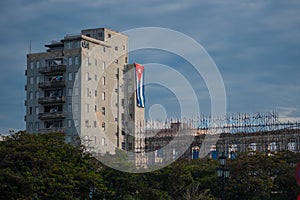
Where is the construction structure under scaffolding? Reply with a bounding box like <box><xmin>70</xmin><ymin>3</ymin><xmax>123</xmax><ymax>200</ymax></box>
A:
<box><xmin>144</xmin><ymin>111</ymin><xmax>299</xmax><ymax>134</ymax></box>
<box><xmin>132</xmin><ymin>111</ymin><xmax>300</xmax><ymax>167</ymax></box>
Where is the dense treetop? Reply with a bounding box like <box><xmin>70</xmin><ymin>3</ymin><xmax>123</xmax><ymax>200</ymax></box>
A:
<box><xmin>0</xmin><ymin>132</ymin><xmax>299</xmax><ymax>200</ymax></box>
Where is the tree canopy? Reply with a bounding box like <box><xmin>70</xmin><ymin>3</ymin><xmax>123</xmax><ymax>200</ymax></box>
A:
<box><xmin>0</xmin><ymin>132</ymin><xmax>111</xmax><ymax>199</ymax></box>
<box><xmin>0</xmin><ymin>131</ymin><xmax>299</xmax><ymax>200</ymax></box>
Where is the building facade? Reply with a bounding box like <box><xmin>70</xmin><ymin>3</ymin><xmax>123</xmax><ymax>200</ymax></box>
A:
<box><xmin>25</xmin><ymin>28</ymin><xmax>144</xmax><ymax>155</ymax></box>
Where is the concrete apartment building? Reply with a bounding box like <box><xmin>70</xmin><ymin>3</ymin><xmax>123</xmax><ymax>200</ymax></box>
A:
<box><xmin>25</xmin><ymin>27</ymin><xmax>144</xmax><ymax>155</ymax></box>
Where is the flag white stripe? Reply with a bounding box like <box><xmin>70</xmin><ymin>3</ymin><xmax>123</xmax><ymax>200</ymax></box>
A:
<box><xmin>139</xmin><ymin>74</ymin><xmax>144</xmax><ymax>107</ymax></box>
<box><xmin>135</xmin><ymin>66</ymin><xmax>145</xmax><ymax>108</ymax></box>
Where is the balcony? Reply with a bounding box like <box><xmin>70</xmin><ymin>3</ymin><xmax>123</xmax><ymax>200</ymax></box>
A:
<box><xmin>38</xmin><ymin>127</ymin><xmax>66</xmax><ymax>133</ymax></box>
<box><xmin>39</xmin><ymin>80</ymin><xmax>66</xmax><ymax>89</ymax></box>
<box><xmin>38</xmin><ymin>111</ymin><xmax>67</xmax><ymax>120</ymax></box>
<box><xmin>39</xmin><ymin>65</ymin><xmax>66</xmax><ymax>75</ymax></box>
<box><xmin>38</xmin><ymin>96</ymin><xmax>66</xmax><ymax>104</ymax></box>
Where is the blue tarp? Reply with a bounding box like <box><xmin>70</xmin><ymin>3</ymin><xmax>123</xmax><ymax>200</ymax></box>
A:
<box><xmin>211</xmin><ymin>150</ymin><xmax>218</xmax><ymax>160</ymax></box>
<box><xmin>192</xmin><ymin>150</ymin><xmax>199</xmax><ymax>159</ymax></box>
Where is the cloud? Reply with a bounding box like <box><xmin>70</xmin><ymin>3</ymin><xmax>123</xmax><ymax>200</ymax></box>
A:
<box><xmin>277</xmin><ymin>107</ymin><xmax>300</xmax><ymax>122</ymax></box>
<box><xmin>0</xmin><ymin>0</ymin><xmax>299</xmax><ymax>131</ymax></box>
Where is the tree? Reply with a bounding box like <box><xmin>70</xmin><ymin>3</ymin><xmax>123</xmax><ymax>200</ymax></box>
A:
<box><xmin>182</xmin><ymin>184</ymin><xmax>216</xmax><ymax>200</ymax></box>
<box><xmin>271</xmin><ymin>151</ymin><xmax>300</xmax><ymax>200</ymax></box>
<box><xmin>226</xmin><ymin>151</ymin><xmax>300</xmax><ymax>200</ymax></box>
<box><xmin>1</xmin><ymin>131</ymin><xmax>299</xmax><ymax>200</ymax></box>
<box><xmin>0</xmin><ymin>131</ymin><xmax>111</xmax><ymax>200</ymax></box>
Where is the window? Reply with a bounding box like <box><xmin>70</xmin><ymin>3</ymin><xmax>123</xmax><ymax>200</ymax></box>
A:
<box><xmin>102</xmin><ymin>122</ymin><xmax>105</xmax><ymax>131</ymax></box>
<box><xmin>102</xmin><ymin>61</ymin><xmax>106</xmax><ymax>70</ymax></box>
<box><xmin>95</xmin><ymin>90</ymin><xmax>97</xmax><ymax>97</ymax></box>
<box><xmin>36</xmin><ymin>76</ymin><xmax>40</xmax><ymax>84</ymax></box>
<box><xmin>66</xmin><ymin>42</ymin><xmax>71</xmax><ymax>49</ymax></box>
<box><xmin>40</xmin><ymin>60</ymin><xmax>44</xmax><ymax>68</ymax></box>
<box><xmin>125</xmin><ymin>57</ymin><xmax>128</xmax><ymax>63</ymax></box>
<box><xmin>115</xmin><ymin>46</ymin><xmax>118</xmax><ymax>51</ymax></box>
<box><xmin>101</xmin><ymin>92</ymin><xmax>105</xmax><ymax>100</ymax></box>
<box><xmin>102</xmin><ymin>76</ymin><xmax>106</xmax><ymax>85</ymax></box>
<box><xmin>75</xmin><ymin>72</ymin><xmax>78</xmax><ymax>80</ymax></box>
<box><xmin>68</xmin><ymin>73</ymin><xmax>72</xmax><ymax>81</ymax></box>
<box><xmin>29</xmin><ymin>107</ymin><xmax>32</xmax><ymax>115</ymax></box>
<box><xmin>29</xmin><ymin>76</ymin><xmax>34</xmax><ymax>84</ymax></box>
<box><xmin>36</xmin><ymin>61</ymin><xmax>40</xmax><ymax>68</ymax></box>
<box><xmin>66</xmin><ymin>136</ymin><xmax>71</xmax><ymax>143</ymax></box>
<box><xmin>86</xmin><ymin>72</ymin><xmax>90</xmax><ymax>81</ymax></box>
<box><xmin>68</xmin><ymin>119</ymin><xmax>72</xmax><ymax>128</ymax></box>
<box><xmin>68</xmin><ymin>103</ymin><xmax>72</xmax><ymax>112</ymax></box>
<box><xmin>74</xmin><ymin>41</ymin><xmax>80</xmax><ymax>48</ymax></box>
<box><xmin>95</xmin><ymin>59</ymin><xmax>97</xmax><ymax>66</ymax></box>
<box><xmin>85</xmin><ymin>120</ymin><xmax>89</xmax><ymax>128</ymax></box>
<box><xmin>75</xmin><ymin>56</ymin><xmax>79</xmax><ymax>65</ymax></box>
<box><xmin>115</xmin><ymin>59</ymin><xmax>118</xmax><ymax>64</ymax></box>
<box><xmin>74</xmin><ymin>119</ymin><xmax>78</xmax><ymax>127</ymax></box>
<box><xmin>68</xmin><ymin>88</ymin><xmax>73</xmax><ymax>96</ymax></box>
<box><xmin>28</xmin><ymin>122</ymin><xmax>33</xmax><ymax>131</ymax></box>
<box><xmin>103</xmin><ymin>47</ymin><xmax>106</xmax><ymax>53</ymax></box>
<box><xmin>29</xmin><ymin>91</ymin><xmax>33</xmax><ymax>100</ymax></box>
<box><xmin>35</xmin><ymin>91</ymin><xmax>39</xmax><ymax>99</ymax></box>
<box><xmin>35</xmin><ymin>107</ymin><xmax>39</xmax><ymax>115</ymax></box>
<box><xmin>95</xmin><ymin>74</ymin><xmax>98</xmax><ymax>81</ymax></box>
<box><xmin>86</xmin><ymin>104</ymin><xmax>89</xmax><ymax>112</ymax></box>
<box><xmin>94</xmin><ymin>121</ymin><xmax>97</xmax><ymax>128</ymax></box>
<box><xmin>30</xmin><ymin>62</ymin><xmax>34</xmax><ymax>69</ymax></box>
<box><xmin>68</xmin><ymin>57</ymin><xmax>72</xmax><ymax>65</ymax></box>
<box><xmin>87</xmin><ymin>88</ymin><xmax>91</xmax><ymax>97</ymax></box>
<box><xmin>34</xmin><ymin>122</ymin><xmax>39</xmax><ymax>131</ymax></box>
<box><xmin>128</xmin><ymin>143</ymin><xmax>133</xmax><ymax>151</ymax></box>
<box><xmin>123</xmin><ymin>45</ymin><xmax>126</xmax><ymax>51</ymax></box>
<box><xmin>108</xmin><ymin>33</ymin><xmax>111</xmax><ymax>38</ymax></box>
<box><xmin>94</xmin><ymin>105</ymin><xmax>97</xmax><ymax>112</ymax></box>
<box><xmin>101</xmin><ymin>138</ymin><xmax>105</xmax><ymax>146</ymax></box>
<box><xmin>102</xmin><ymin>107</ymin><xmax>105</xmax><ymax>116</ymax></box>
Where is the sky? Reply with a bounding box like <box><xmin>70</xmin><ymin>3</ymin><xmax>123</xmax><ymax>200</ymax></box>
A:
<box><xmin>0</xmin><ymin>0</ymin><xmax>299</xmax><ymax>133</ymax></box>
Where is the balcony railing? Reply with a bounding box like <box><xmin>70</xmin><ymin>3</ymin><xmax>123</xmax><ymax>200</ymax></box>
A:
<box><xmin>38</xmin><ymin>96</ymin><xmax>66</xmax><ymax>104</ymax></box>
<box><xmin>38</xmin><ymin>127</ymin><xmax>66</xmax><ymax>133</ymax></box>
<box><xmin>39</xmin><ymin>80</ymin><xmax>66</xmax><ymax>89</ymax></box>
<box><xmin>39</xmin><ymin>65</ymin><xmax>66</xmax><ymax>74</ymax></box>
<box><xmin>38</xmin><ymin>112</ymin><xmax>67</xmax><ymax>120</ymax></box>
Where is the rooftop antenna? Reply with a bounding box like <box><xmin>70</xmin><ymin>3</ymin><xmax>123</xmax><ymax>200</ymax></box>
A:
<box><xmin>29</xmin><ymin>40</ymin><xmax>31</xmax><ymax>54</ymax></box>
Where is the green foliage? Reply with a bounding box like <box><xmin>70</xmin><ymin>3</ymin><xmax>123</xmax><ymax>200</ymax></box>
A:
<box><xmin>97</xmin><ymin>151</ymin><xmax>300</xmax><ymax>200</ymax></box>
<box><xmin>0</xmin><ymin>132</ymin><xmax>111</xmax><ymax>200</ymax></box>
<box><xmin>0</xmin><ymin>131</ymin><xmax>299</xmax><ymax>200</ymax></box>
<box><xmin>226</xmin><ymin>151</ymin><xmax>300</xmax><ymax>200</ymax></box>
<box><xmin>97</xmin><ymin>148</ymin><xmax>136</xmax><ymax>172</ymax></box>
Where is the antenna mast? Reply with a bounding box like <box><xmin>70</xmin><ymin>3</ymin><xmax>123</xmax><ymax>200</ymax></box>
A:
<box><xmin>29</xmin><ymin>40</ymin><xmax>31</xmax><ymax>54</ymax></box>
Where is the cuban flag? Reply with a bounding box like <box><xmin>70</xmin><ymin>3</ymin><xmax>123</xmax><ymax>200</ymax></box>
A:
<box><xmin>135</xmin><ymin>63</ymin><xmax>145</xmax><ymax>108</ymax></box>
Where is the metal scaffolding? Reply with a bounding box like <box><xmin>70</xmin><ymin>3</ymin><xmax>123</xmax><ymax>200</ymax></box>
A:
<box><xmin>132</xmin><ymin>111</ymin><xmax>300</xmax><ymax>166</ymax></box>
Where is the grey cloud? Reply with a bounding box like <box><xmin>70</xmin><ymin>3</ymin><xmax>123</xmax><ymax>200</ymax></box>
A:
<box><xmin>0</xmin><ymin>0</ymin><xmax>299</xmax><ymax>131</ymax></box>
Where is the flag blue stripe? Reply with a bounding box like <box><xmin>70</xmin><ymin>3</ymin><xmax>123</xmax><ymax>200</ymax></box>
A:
<box><xmin>136</xmin><ymin>66</ymin><xmax>145</xmax><ymax>108</ymax></box>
